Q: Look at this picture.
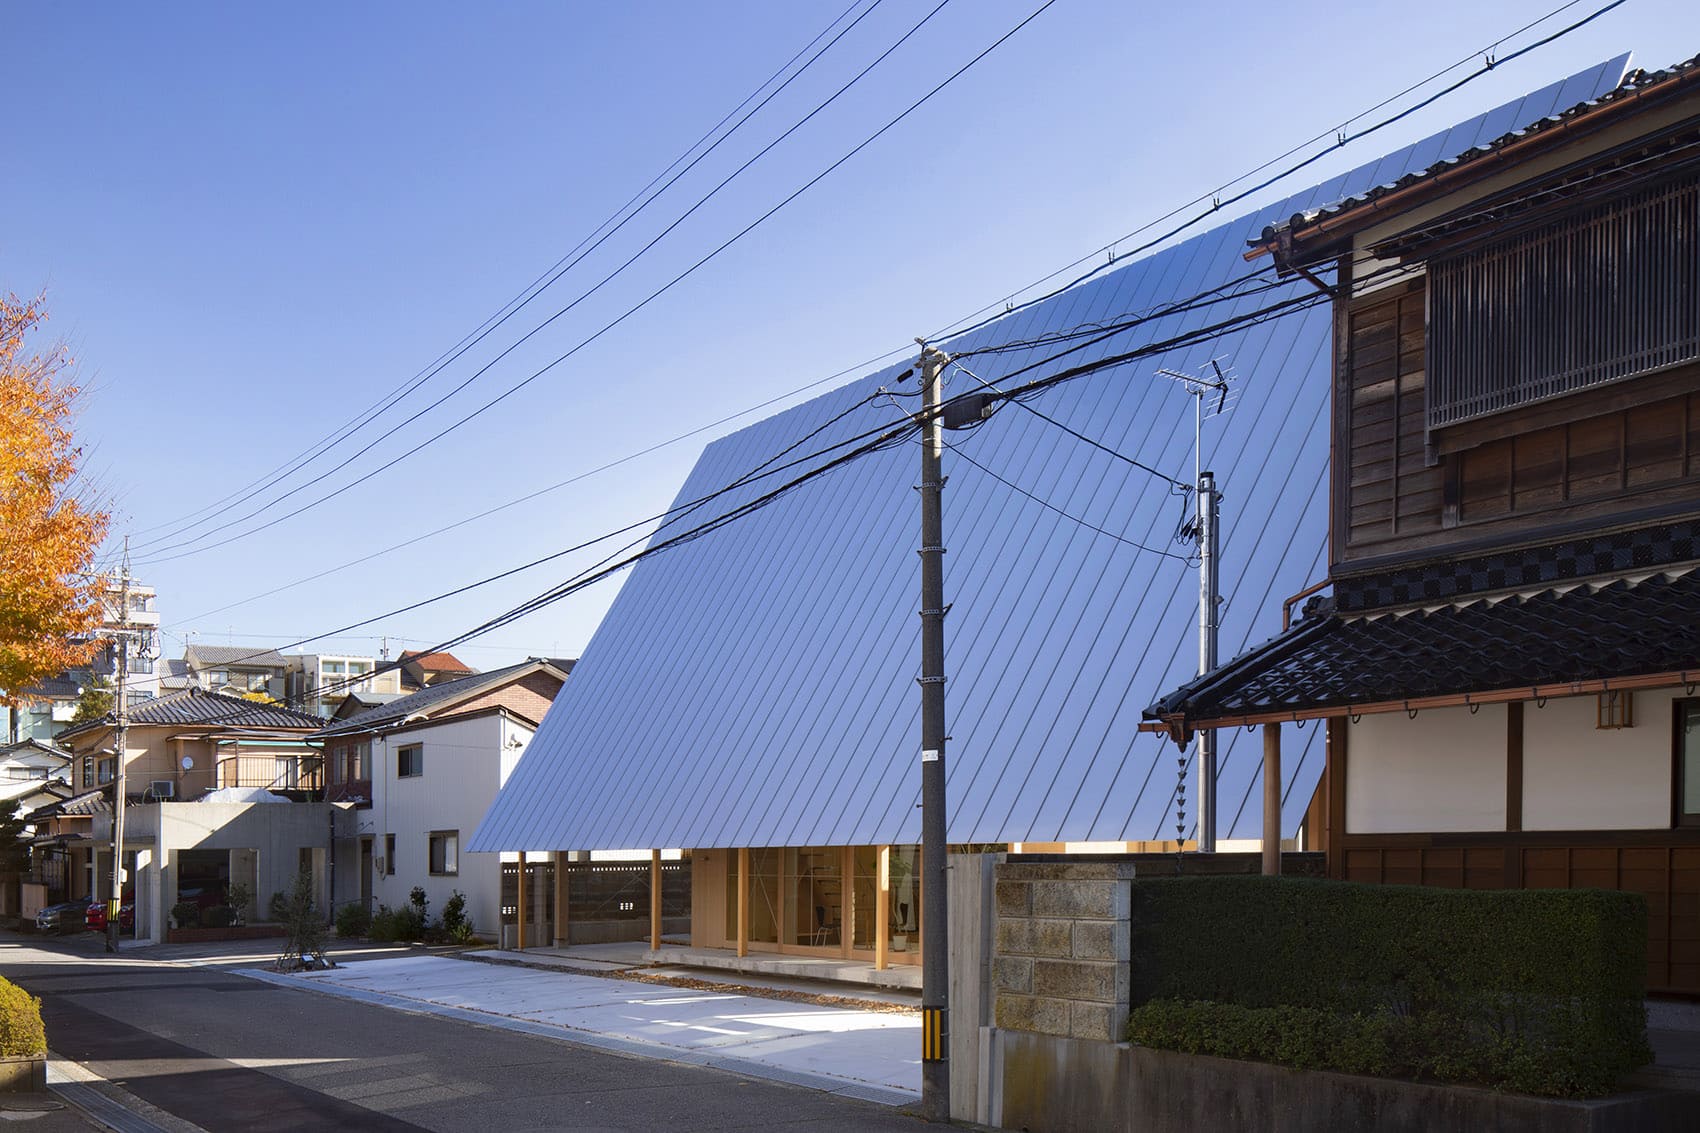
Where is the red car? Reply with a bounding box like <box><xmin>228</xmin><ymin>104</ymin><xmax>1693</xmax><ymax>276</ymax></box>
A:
<box><xmin>86</xmin><ymin>894</ymin><xmax>135</xmax><ymax>933</ymax></box>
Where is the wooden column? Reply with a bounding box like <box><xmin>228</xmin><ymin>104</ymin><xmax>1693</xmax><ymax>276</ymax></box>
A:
<box><xmin>736</xmin><ymin>847</ymin><xmax>749</xmax><ymax>958</ymax></box>
<box><xmin>553</xmin><ymin>851</ymin><xmax>569</xmax><ymax>948</ymax></box>
<box><xmin>1506</xmin><ymin>702</ymin><xmax>1524</xmax><ymax>833</ymax></box>
<box><xmin>1325</xmin><ymin>717</ymin><xmax>1347</xmax><ymax>879</ymax></box>
<box><xmin>649</xmin><ymin>849</ymin><xmax>662</xmax><ymax>952</ymax></box>
<box><xmin>516</xmin><ymin>851</ymin><xmax>527</xmax><ymax>951</ymax></box>
<box><xmin>875</xmin><ymin>845</ymin><xmax>891</xmax><ymax>971</ymax></box>
<box><xmin>1262</xmin><ymin>724</ymin><xmax>1282</xmax><ymax>877</ymax></box>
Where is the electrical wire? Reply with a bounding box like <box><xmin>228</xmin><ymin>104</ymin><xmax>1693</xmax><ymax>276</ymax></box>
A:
<box><xmin>925</xmin><ymin>0</ymin><xmax>1627</xmax><ymax>346</ymax></box>
<box><xmin>129</xmin><ymin>0</ymin><xmax>881</xmax><ymax>549</ymax></box>
<box><xmin>132</xmin><ymin>0</ymin><xmax>966</xmax><ymax>565</ymax></box>
<box><xmin>947</xmin><ymin>442</ymin><xmax>1192</xmax><ymax>562</ymax></box>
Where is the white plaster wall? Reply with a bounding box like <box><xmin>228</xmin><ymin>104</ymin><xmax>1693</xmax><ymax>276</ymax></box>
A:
<box><xmin>1347</xmin><ymin>705</ymin><xmax>1506</xmax><ymax>833</ymax></box>
<box><xmin>1522</xmin><ymin>689</ymin><xmax>1676</xmax><ymax>831</ymax></box>
<box><xmin>369</xmin><ymin>714</ymin><xmax>524</xmax><ymax>938</ymax></box>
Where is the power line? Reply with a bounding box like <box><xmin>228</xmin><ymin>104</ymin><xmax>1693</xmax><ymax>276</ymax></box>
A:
<box><xmin>947</xmin><ymin>442</ymin><xmax>1192</xmax><ymax>563</ymax></box>
<box><xmin>129</xmin><ymin>0</ymin><xmax>880</xmax><ymax>549</ymax></box>
<box><xmin>926</xmin><ymin>0</ymin><xmax>1626</xmax><ymax>346</ymax></box>
<box><xmin>132</xmin><ymin>0</ymin><xmax>966</xmax><ymax>566</ymax></box>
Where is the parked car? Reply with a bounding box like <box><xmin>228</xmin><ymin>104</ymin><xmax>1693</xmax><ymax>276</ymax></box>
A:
<box><xmin>86</xmin><ymin>891</ymin><xmax>135</xmax><ymax>934</ymax></box>
<box><xmin>34</xmin><ymin>896</ymin><xmax>93</xmax><ymax>934</ymax></box>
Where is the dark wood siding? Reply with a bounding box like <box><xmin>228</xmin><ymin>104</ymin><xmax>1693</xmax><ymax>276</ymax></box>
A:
<box><xmin>1338</xmin><ymin>281</ymin><xmax>1444</xmax><ymax>561</ymax></box>
<box><xmin>1337</xmin><ymin>834</ymin><xmax>1700</xmax><ymax>995</ymax></box>
<box><xmin>1335</xmin><ymin>275</ymin><xmax>1700</xmax><ymax>571</ymax></box>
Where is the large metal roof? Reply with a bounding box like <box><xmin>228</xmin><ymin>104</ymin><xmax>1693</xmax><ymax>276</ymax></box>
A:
<box><xmin>470</xmin><ymin>57</ymin><xmax>1630</xmax><ymax>855</ymax></box>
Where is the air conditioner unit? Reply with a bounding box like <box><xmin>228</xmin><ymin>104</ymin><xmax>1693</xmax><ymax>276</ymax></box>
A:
<box><xmin>149</xmin><ymin>780</ymin><xmax>175</xmax><ymax>799</ymax></box>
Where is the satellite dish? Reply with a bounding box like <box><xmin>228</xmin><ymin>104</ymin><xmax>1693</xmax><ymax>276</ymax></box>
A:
<box><xmin>180</xmin><ymin>755</ymin><xmax>194</xmax><ymax>770</ymax></box>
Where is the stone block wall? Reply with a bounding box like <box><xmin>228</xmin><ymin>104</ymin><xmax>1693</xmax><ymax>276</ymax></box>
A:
<box><xmin>991</xmin><ymin>858</ymin><xmax>1135</xmax><ymax>1042</ymax></box>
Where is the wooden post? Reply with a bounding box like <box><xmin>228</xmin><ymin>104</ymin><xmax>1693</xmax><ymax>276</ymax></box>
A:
<box><xmin>649</xmin><ymin>849</ymin><xmax>662</xmax><ymax>952</ymax></box>
<box><xmin>875</xmin><ymin>844</ymin><xmax>890</xmax><ymax>971</ymax></box>
<box><xmin>516</xmin><ymin>851</ymin><xmax>527</xmax><ymax>951</ymax></box>
<box><xmin>1262</xmin><ymin>725</ymin><xmax>1282</xmax><ymax>876</ymax></box>
<box><xmin>553</xmin><ymin>851</ymin><xmax>569</xmax><ymax>948</ymax></box>
<box><xmin>736</xmin><ymin>847</ymin><xmax>749</xmax><ymax>958</ymax></box>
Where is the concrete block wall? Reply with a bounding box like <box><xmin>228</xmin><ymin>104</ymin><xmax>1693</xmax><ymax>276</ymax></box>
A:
<box><xmin>992</xmin><ymin>858</ymin><xmax>1135</xmax><ymax>1043</ymax></box>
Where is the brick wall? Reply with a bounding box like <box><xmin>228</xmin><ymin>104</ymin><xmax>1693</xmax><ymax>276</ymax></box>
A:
<box><xmin>992</xmin><ymin>859</ymin><xmax>1135</xmax><ymax>1043</ymax></box>
<box><xmin>458</xmin><ymin>670</ymin><xmax>564</xmax><ymax>726</ymax></box>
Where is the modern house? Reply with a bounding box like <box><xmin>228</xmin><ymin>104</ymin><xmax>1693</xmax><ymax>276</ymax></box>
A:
<box><xmin>286</xmin><ymin>653</ymin><xmax>403</xmax><ymax>717</ymax></box>
<box><xmin>314</xmin><ymin>658</ymin><xmax>570</xmax><ymax>939</ymax></box>
<box><xmin>469</xmin><ymin>57</ymin><xmax>1636</xmax><ymax>969</ymax></box>
<box><xmin>1147</xmin><ymin>55</ymin><xmax>1700</xmax><ymax>994</ymax></box>
<box><xmin>47</xmin><ymin>688</ymin><xmax>349</xmax><ymax>942</ymax></box>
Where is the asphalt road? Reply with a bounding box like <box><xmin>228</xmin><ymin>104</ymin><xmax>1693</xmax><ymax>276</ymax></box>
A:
<box><xmin>0</xmin><ymin>936</ymin><xmax>932</xmax><ymax>1132</ymax></box>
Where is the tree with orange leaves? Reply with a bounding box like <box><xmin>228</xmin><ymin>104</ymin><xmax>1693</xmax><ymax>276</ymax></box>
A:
<box><xmin>0</xmin><ymin>293</ymin><xmax>110</xmax><ymax>707</ymax></box>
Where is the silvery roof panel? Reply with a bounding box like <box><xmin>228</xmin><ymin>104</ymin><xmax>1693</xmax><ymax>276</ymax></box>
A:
<box><xmin>470</xmin><ymin>58</ymin><xmax>1630</xmax><ymax>854</ymax></box>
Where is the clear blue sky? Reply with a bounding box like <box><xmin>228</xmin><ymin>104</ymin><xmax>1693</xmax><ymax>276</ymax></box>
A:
<box><xmin>4</xmin><ymin>0</ymin><xmax>1692</xmax><ymax>669</ymax></box>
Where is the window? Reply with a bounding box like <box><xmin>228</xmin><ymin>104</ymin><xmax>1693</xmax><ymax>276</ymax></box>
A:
<box><xmin>97</xmin><ymin>758</ymin><xmax>114</xmax><ymax>785</ymax></box>
<box><xmin>397</xmin><ymin>744</ymin><xmax>423</xmax><ymax>778</ymax></box>
<box><xmin>207</xmin><ymin>669</ymin><xmax>229</xmax><ymax>686</ymax></box>
<box><xmin>127</xmin><ymin>652</ymin><xmax>153</xmax><ymax>674</ymax></box>
<box><xmin>1598</xmin><ymin>690</ymin><xmax>1634</xmax><ymax>729</ymax></box>
<box><xmin>245</xmin><ymin>671</ymin><xmax>269</xmax><ymax>691</ymax></box>
<box><xmin>384</xmin><ymin>833</ymin><xmax>396</xmax><ymax>874</ymax></box>
<box><xmin>356</xmin><ymin>741</ymin><xmax>372</xmax><ymax>780</ymax></box>
<box><xmin>429</xmin><ymin>831</ymin><xmax>459</xmax><ymax>876</ymax></box>
<box><xmin>81</xmin><ymin>756</ymin><xmax>93</xmax><ymax>787</ymax></box>
<box><xmin>1679</xmin><ymin>700</ymin><xmax>1700</xmax><ymax>828</ymax></box>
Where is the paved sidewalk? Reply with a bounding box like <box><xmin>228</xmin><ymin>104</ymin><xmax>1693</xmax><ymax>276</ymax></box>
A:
<box><xmin>238</xmin><ymin>954</ymin><xmax>922</xmax><ymax>1104</ymax></box>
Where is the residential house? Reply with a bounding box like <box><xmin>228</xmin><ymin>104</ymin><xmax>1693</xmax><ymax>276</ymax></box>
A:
<box><xmin>286</xmin><ymin>653</ymin><xmax>403</xmax><ymax>718</ymax></box>
<box><xmin>181</xmin><ymin>644</ymin><xmax>291</xmax><ymax>700</ymax></box>
<box><xmin>1147</xmin><ymin>55</ymin><xmax>1700</xmax><ymax>994</ymax></box>
<box><xmin>397</xmin><ymin>650</ymin><xmax>475</xmax><ymax>692</ymax></box>
<box><xmin>314</xmin><ymin>658</ymin><xmax>570</xmax><ymax>939</ymax></box>
<box><xmin>2</xmin><ymin>676</ymin><xmax>81</xmax><ymax>746</ymax></box>
<box><xmin>468</xmin><ymin>57</ymin><xmax>1636</xmax><ymax>970</ymax></box>
<box><xmin>49</xmin><ymin>688</ymin><xmax>350</xmax><ymax>942</ymax></box>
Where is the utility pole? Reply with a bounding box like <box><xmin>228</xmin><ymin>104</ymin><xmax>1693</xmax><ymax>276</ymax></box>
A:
<box><xmin>107</xmin><ymin>538</ymin><xmax>131</xmax><ymax>953</ymax></box>
<box><xmin>1195</xmin><ymin>469</ymin><xmax>1219</xmax><ymax>853</ymax></box>
<box><xmin>915</xmin><ymin>341</ymin><xmax>951</xmax><ymax>1121</ymax></box>
<box><xmin>1160</xmin><ymin>362</ymin><xmax>1230</xmax><ymax>853</ymax></box>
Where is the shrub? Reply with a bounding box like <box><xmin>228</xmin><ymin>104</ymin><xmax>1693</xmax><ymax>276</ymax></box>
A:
<box><xmin>441</xmin><ymin>891</ymin><xmax>468</xmax><ymax>936</ymax></box>
<box><xmin>0</xmin><ymin>978</ymin><xmax>45</xmax><ymax>1058</ymax></box>
<box><xmin>201</xmin><ymin>905</ymin><xmax>235</xmax><ymax>929</ymax></box>
<box><xmin>1124</xmin><ymin>876</ymin><xmax>1651</xmax><ymax>1097</ymax></box>
<box><xmin>335</xmin><ymin>902</ymin><xmax>371</xmax><ymax>939</ymax></box>
<box><xmin>369</xmin><ymin>903</ymin><xmax>424</xmax><ymax>943</ymax></box>
<box><xmin>171</xmin><ymin>901</ymin><xmax>200</xmax><ymax>930</ymax></box>
<box><xmin>226</xmin><ymin>883</ymin><xmax>252</xmax><ymax>926</ymax></box>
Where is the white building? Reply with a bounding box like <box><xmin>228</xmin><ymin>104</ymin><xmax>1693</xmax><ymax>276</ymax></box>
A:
<box><xmin>314</xmin><ymin>659</ymin><xmax>570</xmax><ymax>938</ymax></box>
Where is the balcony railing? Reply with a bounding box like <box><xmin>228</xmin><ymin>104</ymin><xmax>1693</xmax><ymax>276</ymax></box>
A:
<box><xmin>215</xmin><ymin>754</ymin><xmax>325</xmax><ymax>797</ymax></box>
<box><xmin>326</xmin><ymin>778</ymin><xmax>373</xmax><ymax>807</ymax></box>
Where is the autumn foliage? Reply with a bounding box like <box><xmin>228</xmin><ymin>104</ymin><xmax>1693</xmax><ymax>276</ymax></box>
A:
<box><xmin>0</xmin><ymin>294</ymin><xmax>109</xmax><ymax>706</ymax></box>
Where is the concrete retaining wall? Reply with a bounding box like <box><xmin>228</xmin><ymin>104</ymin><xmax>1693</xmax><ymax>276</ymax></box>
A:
<box><xmin>989</xmin><ymin>1031</ymin><xmax>1700</xmax><ymax>1133</ymax></box>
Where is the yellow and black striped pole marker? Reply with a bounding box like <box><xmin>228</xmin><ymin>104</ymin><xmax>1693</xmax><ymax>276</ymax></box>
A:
<box><xmin>921</xmin><ymin>1006</ymin><xmax>947</xmax><ymax>1062</ymax></box>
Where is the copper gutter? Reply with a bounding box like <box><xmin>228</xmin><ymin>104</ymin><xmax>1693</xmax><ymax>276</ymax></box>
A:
<box><xmin>1140</xmin><ymin>668</ymin><xmax>1699</xmax><ymax>740</ymax></box>
<box><xmin>1244</xmin><ymin>63</ymin><xmax>1700</xmax><ymax>263</ymax></box>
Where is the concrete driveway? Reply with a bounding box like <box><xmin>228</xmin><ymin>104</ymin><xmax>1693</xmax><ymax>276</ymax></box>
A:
<box><xmin>242</xmin><ymin>954</ymin><xmax>922</xmax><ymax>1103</ymax></box>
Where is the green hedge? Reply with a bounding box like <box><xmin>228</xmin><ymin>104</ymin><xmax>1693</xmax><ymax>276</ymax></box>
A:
<box><xmin>1123</xmin><ymin>876</ymin><xmax>1650</xmax><ymax>1097</ymax></box>
<box><xmin>0</xmin><ymin>977</ymin><xmax>45</xmax><ymax>1058</ymax></box>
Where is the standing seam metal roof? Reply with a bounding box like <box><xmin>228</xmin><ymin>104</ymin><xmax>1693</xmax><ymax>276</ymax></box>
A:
<box><xmin>470</xmin><ymin>56</ymin><xmax>1631</xmax><ymax>854</ymax></box>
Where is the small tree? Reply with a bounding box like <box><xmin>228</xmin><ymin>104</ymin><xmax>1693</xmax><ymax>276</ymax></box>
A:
<box><xmin>0</xmin><ymin>293</ymin><xmax>110</xmax><ymax>705</ymax></box>
<box><xmin>70</xmin><ymin>676</ymin><xmax>113</xmax><ymax>723</ymax></box>
<box><xmin>0</xmin><ymin>799</ymin><xmax>30</xmax><ymax>874</ymax></box>
<box><xmin>274</xmin><ymin>869</ymin><xmax>329</xmax><ymax>971</ymax></box>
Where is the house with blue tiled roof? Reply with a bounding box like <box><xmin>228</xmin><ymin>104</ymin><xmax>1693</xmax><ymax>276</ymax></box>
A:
<box><xmin>469</xmin><ymin>56</ymin><xmax>1635</xmax><ymax>977</ymax></box>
